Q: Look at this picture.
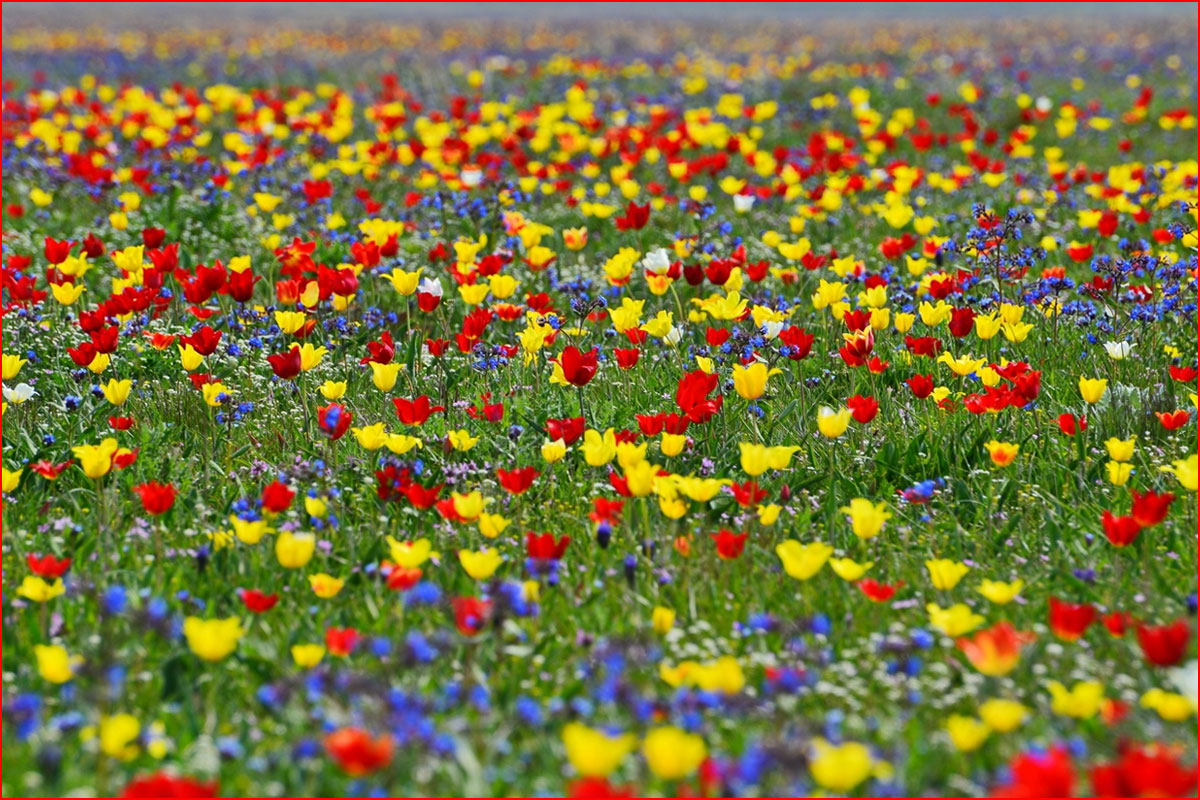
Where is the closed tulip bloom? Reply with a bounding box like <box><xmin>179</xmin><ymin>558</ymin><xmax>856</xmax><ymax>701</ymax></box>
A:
<box><xmin>308</xmin><ymin>573</ymin><xmax>345</xmax><ymax>598</ymax></box>
<box><xmin>291</xmin><ymin>643</ymin><xmax>326</xmax><ymax>668</ymax></box>
<box><xmin>73</xmin><ymin>438</ymin><xmax>119</xmax><ymax>479</ymax></box>
<box><xmin>275</xmin><ymin>531</ymin><xmax>316</xmax><ymax>568</ymax></box>
<box><xmin>183</xmin><ymin>617</ymin><xmax>245</xmax><ymax>662</ymax></box>
<box><xmin>641</xmin><ymin>726</ymin><xmax>707</xmax><ymax>780</ymax></box>
<box><xmin>979</xmin><ymin>699</ymin><xmax>1028</xmax><ymax>732</ymax></box>
<box><xmin>1079</xmin><ymin>375</ymin><xmax>1108</xmax><ymax>404</ymax></box>
<box><xmin>817</xmin><ymin>406</ymin><xmax>852</xmax><ymax>438</ymax></box>
<box><xmin>35</xmin><ymin>644</ymin><xmax>80</xmax><ymax>683</ymax></box>
<box><xmin>839</xmin><ymin>498</ymin><xmax>892</xmax><ymax>539</ymax></box>
<box><xmin>561</xmin><ymin>722</ymin><xmax>636</xmax><ymax>779</ymax></box>
<box><xmin>945</xmin><ymin>716</ymin><xmax>990</xmax><ymax>752</ymax></box>
<box><xmin>808</xmin><ymin>739</ymin><xmax>874</xmax><ymax>793</ymax></box>
<box><xmin>101</xmin><ymin>378</ymin><xmax>132</xmax><ymax>405</ymax></box>
<box><xmin>2</xmin><ymin>354</ymin><xmax>28</xmax><ymax>380</ymax></box>
<box><xmin>984</xmin><ymin>440</ymin><xmax>1019</xmax><ymax>467</ymax></box>
<box><xmin>732</xmin><ymin>361</ymin><xmax>781</xmax><ymax>400</ymax></box>
<box><xmin>459</xmin><ymin>548</ymin><xmax>502</xmax><ymax>580</ymax></box>
<box><xmin>369</xmin><ymin>361</ymin><xmax>401</xmax><ymax>391</ymax></box>
<box><xmin>1104</xmin><ymin>436</ymin><xmax>1136</xmax><ymax>462</ymax></box>
<box><xmin>651</xmin><ymin>606</ymin><xmax>676</xmax><ymax>634</ymax></box>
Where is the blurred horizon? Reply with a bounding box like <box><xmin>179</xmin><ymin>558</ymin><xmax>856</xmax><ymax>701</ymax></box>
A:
<box><xmin>3</xmin><ymin>1</ymin><xmax>1196</xmax><ymax>29</ymax></box>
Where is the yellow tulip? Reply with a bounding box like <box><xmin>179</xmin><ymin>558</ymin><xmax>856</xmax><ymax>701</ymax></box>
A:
<box><xmin>2</xmin><ymin>354</ymin><xmax>28</xmax><ymax>380</ymax></box>
<box><xmin>945</xmin><ymin>716</ymin><xmax>990</xmax><ymax>752</ymax></box>
<box><xmin>178</xmin><ymin>344</ymin><xmax>204</xmax><ymax>371</ymax></box>
<box><xmin>816</xmin><ymin>406</ymin><xmax>852</xmax><ymax>438</ymax></box>
<box><xmin>230</xmin><ymin>515</ymin><xmax>270</xmax><ymax>544</ymax></box>
<box><xmin>541</xmin><ymin>438</ymin><xmax>568</xmax><ymax>463</ymax></box>
<box><xmin>51</xmin><ymin>281</ymin><xmax>86</xmax><ymax>305</ymax></box>
<box><xmin>291</xmin><ymin>644</ymin><xmax>326</xmax><ymax>669</ymax></box>
<box><xmin>839</xmin><ymin>498</ymin><xmax>892</xmax><ymax>539</ymax></box>
<box><xmin>72</xmin><ymin>438</ymin><xmax>119</xmax><ymax>479</ymax></box>
<box><xmin>809</xmin><ymin>739</ymin><xmax>874</xmax><ymax>793</ymax></box>
<box><xmin>775</xmin><ymin>540</ymin><xmax>833</xmax><ymax>580</ymax></box>
<box><xmin>1104</xmin><ymin>436</ymin><xmax>1136</xmax><ymax>462</ymax></box>
<box><xmin>308</xmin><ymin>573</ymin><xmax>345</xmax><ymax>598</ymax></box>
<box><xmin>352</xmin><ymin>423</ymin><xmax>390</xmax><ymax>450</ymax></box>
<box><xmin>642</xmin><ymin>726</ymin><xmax>707</xmax><ymax>781</ymax></box>
<box><xmin>98</xmin><ymin>714</ymin><xmax>140</xmax><ymax>760</ymax></box>
<box><xmin>384</xmin><ymin>267</ymin><xmax>423</xmax><ymax>296</ymax></box>
<box><xmin>35</xmin><ymin>644</ymin><xmax>80</xmax><ymax>683</ymax></box>
<box><xmin>561</xmin><ymin>722</ymin><xmax>636</xmax><ymax>779</ymax></box>
<box><xmin>369</xmin><ymin>361</ymin><xmax>401</xmax><ymax>392</ymax></box>
<box><xmin>459</xmin><ymin>548</ymin><xmax>502</xmax><ymax>580</ymax></box>
<box><xmin>976</xmin><ymin>579</ymin><xmax>1024</xmax><ymax>605</ymax></box>
<box><xmin>925</xmin><ymin>558</ymin><xmax>970</xmax><ymax>590</ymax></box>
<box><xmin>926</xmin><ymin>602</ymin><xmax>984</xmax><ymax>636</ymax></box>
<box><xmin>829</xmin><ymin>558</ymin><xmax>874</xmax><ymax>582</ymax></box>
<box><xmin>386</xmin><ymin>537</ymin><xmax>436</xmax><ymax>568</ymax></box>
<box><xmin>275</xmin><ymin>531</ymin><xmax>316</xmax><ymax>568</ymax></box>
<box><xmin>477</xmin><ymin>512</ymin><xmax>510</xmax><ymax>539</ymax></box>
<box><xmin>2</xmin><ymin>467</ymin><xmax>21</xmax><ymax>493</ymax></box>
<box><xmin>1048</xmin><ymin>680</ymin><xmax>1105</xmax><ymax>719</ymax></box>
<box><xmin>651</xmin><ymin>606</ymin><xmax>676</xmax><ymax>635</ymax></box>
<box><xmin>447</xmin><ymin>429</ymin><xmax>479</xmax><ymax>451</ymax></box>
<box><xmin>298</xmin><ymin>343</ymin><xmax>327</xmax><ymax>371</ymax></box>
<box><xmin>731</xmin><ymin>362</ymin><xmax>781</xmax><ymax>400</ymax></box>
<box><xmin>1161</xmin><ymin>453</ymin><xmax>1198</xmax><ymax>491</ymax></box>
<box><xmin>319</xmin><ymin>380</ymin><xmax>347</xmax><ymax>400</ymax></box>
<box><xmin>1079</xmin><ymin>376</ymin><xmax>1108</xmax><ymax>404</ymax></box>
<box><xmin>979</xmin><ymin>699</ymin><xmax>1028</xmax><ymax>732</ymax></box>
<box><xmin>182</xmin><ymin>616</ymin><xmax>245</xmax><ymax>662</ymax></box>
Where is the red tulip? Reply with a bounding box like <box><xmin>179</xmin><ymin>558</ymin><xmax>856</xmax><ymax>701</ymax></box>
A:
<box><xmin>992</xmin><ymin>746</ymin><xmax>1075</xmax><ymax>798</ymax></box>
<box><xmin>1102</xmin><ymin>611</ymin><xmax>1134</xmax><ymax>637</ymax></box>
<box><xmin>1155</xmin><ymin>409</ymin><xmax>1190</xmax><ymax>430</ymax></box>
<box><xmin>613</xmin><ymin>347</ymin><xmax>640</xmax><ymax>369</ymax></box>
<box><xmin>393</xmin><ymin>395</ymin><xmax>445</xmax><ymax>426</ymax></box>
<box><xmin>452</xmin><ymin>596</ymin><xmax>491</xmax><ymax>636</ymax></box>
<box><xmin>558</xmin><ymin>346</ymin><xmax>599</xmax><ymax>387</ymax></box>
<box><xmin>711</xmin><ymin>529</ymin><xmax>748</xmax><ymax>560</ymax></box>
<box><xmin>1101</xmin><ymin>511</ymin><xmax>1141</xmax><ymax>547</ymax></box>
<box><xmin>239</xmin><ymin>589</ymin><xmax>278</xmax><ymax>614</ymax></box>
<box><xmin>1136</xmin><ymin>620</ymin><xmax>1191</xmax><ymax>667</ymax></box>
<box><xmin>26</xmin><ymin>553</ymin><xmax>72</xmax><ymax>578</ymax></box>
<box><xmin>615</xmin><ymin>200</ymin><xmax>650</xmax><ymax>231</ymax></box>
<box><xmin>545</xmin><ymin>416</ymin><xmax>586</xmax><ymax>445</ymax></box>
<box><xmin>121</xmin><ymin>772</ymin><xmax>218</xmax><ymax>798</ymax></box>
<box><xmin>261</xmin><ymin>481</ymin><xmax>295</xmax><ymax>514</ymax></box>
<box><xmin>1048</xmin><ymin>596</ymin><xmax>1096</xmax><ymax>641</ymax></box>
<box><xmin>1091</xmin><ymin>743</ymin><xmax>1198</xmax><ymax>797</ymax></box>
<box><xmin>133</xmin><ymin>482</ymin><xmax>178</xmax><ymax>516</ymax></box>
<box><xmin>324</xmin><ymin>728</ymin><xmax>393</xmax><ymax>776</ymax></box>
<box><xmin>1056</xmin><ymin>412</ymin><xmax>1086</xmax><ymax>436</ymax></box>
<box><xmin>846</xmin><ymin>394</ymin><xmax>879</xmax><ymax>424</ymax></box>
<box><xmin>526</xmin><ymin>532</ymin><xmax>570</xmax><ymax>561</ymax></box>
<box><xmin>317</xmin><ymin>403</ymin><xmax>352</xmax><ymax>440</ymax></box>
<box><xmin>384</xmin><ymin>565</ymin><xmax>422</xmax><ymax>591</ymax></box>
<box><xmin>1129</xmin><ymin>488</ymin><xmax>1174</xmax><ymax>528</ymax></box>
<box><xmin>858</xmin><ymin>578</ymin><xmax>902</xmax><ymax>602</ymax></box>
<box><xmin>497</xmin><ymin>466</ymin><xmax>540</xmax><ymax>495</ymax></box>
<box><xmin>325</xmin><ymin>627</ymin><xmax>360</xmax><ymax>657</ymax></box>
<box><xmin>906</xmin><ymin>374</ymin><xmax>934</xmax><ymax>399</ymax></box>
<box><xmin>266</xmin><ymin>345</ymin><xmax>302</xmax><ymax>380</ymax></box>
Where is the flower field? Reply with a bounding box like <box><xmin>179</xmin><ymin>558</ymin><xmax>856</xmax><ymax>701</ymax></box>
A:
<box><xmin>1</xmin><ymin>11</ymin><xmax>1198</xmax><ymax>798</ymax></box>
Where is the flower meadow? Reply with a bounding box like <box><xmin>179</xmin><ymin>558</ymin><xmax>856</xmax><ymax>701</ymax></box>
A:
<box><xmin>1</xmin><ymin>12</ymin><xmax>1198</xmax><ymax>798</ymax></box>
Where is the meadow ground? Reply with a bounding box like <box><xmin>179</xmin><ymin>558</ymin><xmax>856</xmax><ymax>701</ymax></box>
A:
<box><xmin>1</xmin><ymin>9</ymin><xmax>1197</xmax><ymax>798</ymax></box>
